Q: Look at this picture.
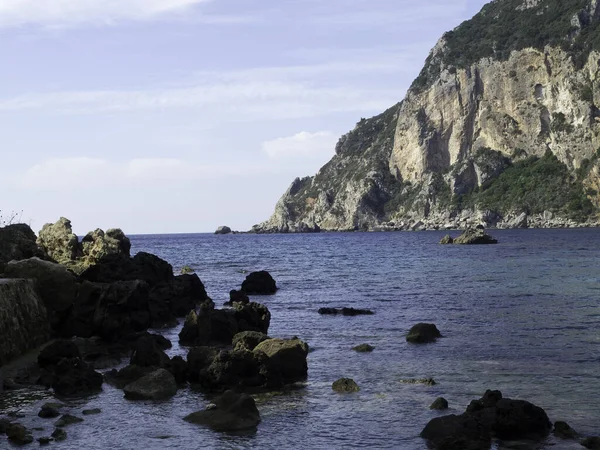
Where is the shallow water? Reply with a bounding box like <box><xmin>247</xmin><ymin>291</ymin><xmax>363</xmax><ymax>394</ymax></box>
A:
<box><xmin>2</xmin><ymin>229</ymin><xmax>600</xmax><ymax>449</ymax></box>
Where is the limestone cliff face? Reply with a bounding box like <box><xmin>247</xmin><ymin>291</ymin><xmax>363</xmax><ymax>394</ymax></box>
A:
<box><xmin>254</xmin><ymin>0</ymin><xmax>600</xmax><ymax>232</ymax></box>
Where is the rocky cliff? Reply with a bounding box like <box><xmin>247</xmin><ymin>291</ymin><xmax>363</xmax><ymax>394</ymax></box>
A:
<box><xmin>254</xmin><ymin>0</ymin><xmax>600</xmax><ymax>232</ymax></box>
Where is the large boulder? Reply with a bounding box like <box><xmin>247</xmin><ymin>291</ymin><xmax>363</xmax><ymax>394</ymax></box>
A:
<box><xmin>241</xmin><ymin>271</ymin><xmax>277</xmax><ymax>295</ymax></box>
<box><xmin>406</xmin><ymin>323</ymin><xmax>442</xmax><ymax>343</ymax></box>
<box><xmin>38</xmin><ymin>340</ymin><xmax>80</xmax><ymax>368</ymax></box>
<box><xmin>80</xmin><ymin>228</ymin><xmax>131</xmax><ymax>266</ymax></box>
<box><xmin>80</xmin><ymin>252</ymin><xmax>174</xmax><ymax>286</ymax></box>
<box><xmin>37</xmin><ymin>217</ymin><xmax>81</xmax><ymax>264</ymax></box>
<box><xmin>186</xmin><ymin>347</ymin><xmax>219</xmax><ymax>383</ymax></box>
<box><xmin>203</xmin><ymin>349</ymin><xmax>263</xmax><ymax>389</ymax></box>
<box><xmin>123</xmin><ymin>368</ymin><xmax>177</xmax><ymax>400</ymax></box>
<box><xmin>421</xmin><ymin>390</ymin><xmax>551</xmax><ymax>449</ymax></box>
<box><xmin>3</xmin><ymin>258</ymin><xmax>78</xmax><ymax>328</ymax></box>
<box><xmin>0</xmin><ymin>223</ymin><xmax>46</xmax><ymax>269</ymax></box>
<box><xmin>49</xmin><ymin>358</ymin><xmax>103</xmax><ymax>396</ymax></box>
<box><xmin>130</xmin><ymin>335</ymin><xmax>171</xmax><ymax>368</ymax></box>
<box><xmin>184</xmin><ymin>390</ymin><xmax>260</xmax><ymax>432</ymax></box>
<box><xmin>233</xmin><ymin>331</ymin><xmax>269</xmax><ymax>351</ymax></box>
<box><xmin>332</xmin><ymin>378</ymin><xmax>360</xmax><ymax>393</ymax></box>
<box><xmin>253</xmin><ymin>338</ymin><xmax>308</xmax><ymax>383</ymax></box>
<box><xmin>452</xmin><ymin>226</ymin><xmax>498</xmax><ymax>245</ymax></box>
<box><xmin>215</xmin><ymin>226</ymin><xmax>232</xmax><ymax>235</ymax></box>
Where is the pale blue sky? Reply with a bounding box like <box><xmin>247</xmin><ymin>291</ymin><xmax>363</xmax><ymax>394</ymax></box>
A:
<box><xmin>1</xmin><ymin>0</ymin><xmax>488</xmax><ymax>234</ymax></box>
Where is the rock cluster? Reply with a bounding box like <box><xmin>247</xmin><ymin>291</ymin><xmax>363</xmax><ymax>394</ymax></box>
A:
<box><xmin>440</xmin><ymin>226</ymin><xmax>498</xmax><ymax>245</ymax></box>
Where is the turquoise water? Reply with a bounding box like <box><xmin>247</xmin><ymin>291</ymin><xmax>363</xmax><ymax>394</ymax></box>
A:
<box><xmin>1</xmin><ymin>229</ymin><xmax>599</xmax><ymax>449</ymax></box>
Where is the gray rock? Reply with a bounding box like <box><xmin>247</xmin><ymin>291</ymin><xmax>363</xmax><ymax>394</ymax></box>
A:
<box><xmin>406</xmin><ymin>323</ymin><xmax>442</xmax><ymax>343</ymax></box>
<box><xmin>253</xmin><ymin>338</ymin><xmax>309</xmax><ymax>383</ymax></box>
<box><xmin>332</xmin><ymin>378</ymin><xmax>360</xmax><ymax>393</ymax></box>
<box><xmin>214</xmin><ymin>226</ymin><xmax>232</xmax><ymax>235</ymax></box>
<box><xmin>123</xmin><ymin>368</ymin><xmax>177</xmax><ymax>400</ymax></box>
<box><xmin>184</xmin><ymin>390</ymin><xmax>260</xmax><ymax>432</ymax></box>
<box><xmin>37</xmin><ymin>217</ymin><xmax>81</xmax><ymax>264</ymax></box>
<box><xmin>430</xmin><ymin>397</ymin><xmax>449</xmax><ymax>410</ymax></box>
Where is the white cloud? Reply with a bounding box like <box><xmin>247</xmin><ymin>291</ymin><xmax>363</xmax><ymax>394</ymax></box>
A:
<box><xmin>263</xmin><ymin>131</ymin><xmax>337</xmax><ymax>160</ymax></box>
<box><xmin>15</xmin><ymin>157</ymin><xmax>256</xmax><ymax>190</ymax></box>
<box><xmin>0</xmin><ymin>0</ymin><xmax>212</xmax><ymax>28</ymax></box>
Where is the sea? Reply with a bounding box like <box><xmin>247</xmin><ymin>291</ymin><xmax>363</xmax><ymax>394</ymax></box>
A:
<box><xmin>1</xmin><ymin>229</ymin><xmax>599</xmax><ymax>449</ymax></box>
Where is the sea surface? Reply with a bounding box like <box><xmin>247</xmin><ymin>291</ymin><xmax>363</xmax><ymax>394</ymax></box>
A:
<box><xmin>2</xmin><ymin>229</ymin><xmax>600</xmax><ymax>449</ymax></box>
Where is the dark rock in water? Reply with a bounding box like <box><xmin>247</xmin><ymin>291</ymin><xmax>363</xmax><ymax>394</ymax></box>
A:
<box><xmin>179</xmin><ymin>303</ymin><xmax>271</xmax><ymax>347</ymax></box>
<box><xmin>82</xmin><ymin>409</ymin><xmax>101</xmax><ymax>415</ymax></box>
<box><xmin>6</xmin><ymin>423</ymin><xmax>34</xmax><ymax>445</ymax></box>
<box><xmin>130</xmin><ymin>335</ymin><xmax>171</xmax><ymax>368</ymax></box>
<box><xmin>226</xmin><ymin>290</ymin><xmax>249</xmax><ymax>306</ymax></box>
<box><xmin>439</xmin><ymin>235</ymin><xmax>454</xmax><ymax>244</ymax></box>
<box><xmin>38</xmin><ymin>340</ymin><xmax>81</xmax><ymax>368</ymax></box>
<box><xmin>203</xmin><ymin>349</ymin><xmax>263</xmax><ymax>389</ymax></box>
<box><xmin>169</xmin><ymin>356</ymin><xmax>189</xmax><ymax>384</ymax></box>
<box><xmin>184</xmin><ymin>390</ymin><xmax>260</xmax><ymax>432</ymax></box>
<box><xmin>4</xmin><ymin>257</ymin><xmax>78</xmax><ymax>328</ymax></box>
<box><xmin>233</xmin><ymin>331</ymin><xmax>269</xmax><ymax>351</ymax></box>
<box><xmin>124</xmin><ymin>368</ymin><xmax>178</xmax><ymax>400</ymax></box>
<box><xmin>38</xmin><ymin>404</ymin><xmax>61</xmax><ymax>418</ymax></box>
<box><xmin>186</xmin><ymin>347</ymin><xmax>219</xmax><ymax>383</ymax></box>
<box><xmin>421</xmin><ymin>414</ymin><xmax>491</xmax><ymax>450</ymax></box>
<box><xmin>406</xmin><ymin>323</ymin><xmax>442</xmax><ymax>343</ymax></box>
<box><xmin>430</xmin><ymin>397</ymin><xmax>449</xmax><ymax>410</ymax></box>
<box><xmin>55</xmin><ymin>414</ymin><xmax>83</xmax><ymax>427</ymax></box>
<box><xmin>51</xmin><ymin>428</ymin><xmax>67</xmax><ymax>441</ymax></box>
<box><xmin>421</xmin><ymin>390</ymin><xmax>551</xmax><ymax>449</ymax></box>
<box><xmin>38</xmin><ymin>436</ymin><xmax>52</xmax><ymax>445</ymax></box>
<box><xmin>401</xmin><ymin>378</ymin><xmax>437</xmax><ymax>386</ymax></box>
<box><xmin>332</xmin><ymin>378</ymin><xmax>360</xmax><ymax>393</ymax></box>
<box><xmin>318</xmin><ymin>307</ymin><xmax>374</xmax><ymax>316</ymax></box>
<box><xmin>452</xmin><ymin>227</ymin><xmax>498</xmax><ymax>245</ymax></box>
<box><xmin>352</xmin><ymin>344</ymin><xmax>375</xmax><ymax>352</ymax></box>
<box><xmin>553</xmin><ymin>421</ymin><xmax>577</xmax><ymax>439</ymax></box>
<box><xmin>582</xmin><ymin>437</ymin><xmax>600</xmax><ymax>449</ymax></box>
<box><xmin>50</xmin><ymin>358</ymin><xmax>103</xmax><ymax>396</ymax></box>
<box><xmin>80</xmin><ymin>252</ymin><xmax>173</xmax><ymax>286</ymax></box>
<box><xmin>215</xmin><ymin>226</ymin><xmax>232</xmax><ymax>235</ymax></box>
<box><xmin>253</xmin><ymin>338</ymin><xmax>309</xmax><ymax>384</ymax></box>
<box><xmin>0</xmin><ymin>418</ymin><xmax>12</xmax><ymax>434</ymax></box>
<box><xmin>169</xmin><ymin>273</ymin><xmax>209</xmax><ymax>316</ymax></box>
<box><xmin>105</xmin><ymin>364</ymin><xmax>154</xmax><ymax>389</ymax></box>
<box><xmin>241</xmin><ymin>271</ymin><xmax>277</xmax><ymax>295</ymax></box>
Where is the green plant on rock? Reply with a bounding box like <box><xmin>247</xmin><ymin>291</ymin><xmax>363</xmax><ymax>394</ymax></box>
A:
<box><xmin>180</xmin><ymin>265</ymin><xmax>194</xmax><ymax>275</ymax></box>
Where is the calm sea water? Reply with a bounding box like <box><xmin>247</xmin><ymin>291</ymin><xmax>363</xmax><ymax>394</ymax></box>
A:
<box><xmin>2</xmin><ymin>229</ymin><xmax>600</xmax><ymax>449</ymax></box>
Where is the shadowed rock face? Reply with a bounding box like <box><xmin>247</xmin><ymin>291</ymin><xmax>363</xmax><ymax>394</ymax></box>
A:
<box><xmin>0</xmin><ymin>223</ymin><xmax>47</xmax><ymax>270</ymax></box>
<box><xmin>123</xmin><ymin>368</ymin><xmax>177</xmax><ymax>400</ymax></box>
<box><xmin>184</xmin><ymin>390</ymin><xmax>260</xmax><ymax>432</ymax></box>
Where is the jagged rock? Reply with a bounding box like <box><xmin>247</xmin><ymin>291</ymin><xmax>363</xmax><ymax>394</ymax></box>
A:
<box><xmin>0</xmin><ymin>223</ymin><xmax>46</xmax><ymax>268</ymax></box>
<box><xmin>81</xmin><ymin>228</ymin><xmax>131</xmax><ymax>265</ymax></box>
<box><xmin>37</xmin><ymin>217</ymin><xmax>81</xmax><ymax>264</ymax></box>
<box><xmin>421</xmin><ymin>390</ymin><xmax>551</xmax><ymax>448</ymax></box>
<box><xmin>184</xmin><ymin>390</ymin><xmax>260</xmax><ymax>432</ymax></box>
<box><xmin>430</xmin><ymin>397</ymin><xmax>449</xmax><ymax>410</ymax></box>
<box><xmin>439</xmin><ymin>235</ymin><xmax>454</xmax><ymax>244</ymax></box>
<box><xmin>170</xmin><ymin>356</ymin><xmax>188</xmax><ymax>384</ymax></box>
<box><xmin>0</xmin><ymin>279</ymin><xmax>51</xmax><ymax>367</ymax></box>
<box><xmin>6</xmin><ymin>423</ymin><xmax>33</xmax><ymax>445</ymax></box>
<box><xmin>553</xmin><ymin>421</ymin><xmax>577</xmax><ymax>439</ymax></box>
<box><xmin>253</xmin><ymin>338</ymin><xmax>309</xmax><ymax>383</ymax></box>
<box><xmin>232</xmin><ymin>331</ymin><xmax>269</xmax><ymax>351</ymax></box>
<box><xmin>241</xmin><ymin>271</ymin><xmax>277</xmax><ymax>295</ymax></box>
<box><xmin>452</xmin><ymin>227</ymin><xmax>498</xmax><ymax>245</ymax></box>
<box><xmin>123</xmin><ymin>368</ymin><xmax>177</xmax><ymax>400</ymax></box>
<box><xmin>406</xmin><ymin>323</ymin><xmax>442</xmax><ymax>343</ymax></box>
<box><xmin>332</xmin><ymin>378</ymin><xmax>360</xmax><ymax>393</ymax></box>
<box><xmin>204</xmin><ymin>349</ymin><xmax>263</xmax><ymax>389</ymax></box>
<box><xmin>3</xmin><ymin>257</ymin><xmax>78</xmax><ymax>327</ymax></box>
<box><xmin>318</xmin><ymin>307</ymin><xmax>374</xmax><ymax>316</ymax></box>
<box><xmin>226</xmin><ymin>289</ymin><xmax>249</xmax><ymax>306</ymax></box>
<box><xmin>215</xmin><ymin>226</ymin><xmax>232</xmax><ymax>235</ymax></box>
<box><xmin>352</xmin><ymin>344</ymin><xmax>375</xmax><ymax>352</ymax></box>
<box><xmin>130</xmin><ymin>335</ymin><xmax>171</xmax><ymax>368</ymax></box>
<box><xmin>51</xmin><ymin>428</ymin><xmax>67</xmax><ymax>441</ymax></box>
<box><xmin>80</xmin><ymin>252</ymin><xmax>173</xmax><ymax>286</ymax></box>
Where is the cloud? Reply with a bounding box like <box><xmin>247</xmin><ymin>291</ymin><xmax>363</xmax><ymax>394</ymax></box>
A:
<box><xmin>0</xmin><ymin>0</ymin><xmax>212</xmax><ymax>28</ymax></box>
<box><xmin>14</xmin><ymin>157</ymin><xmax>256</xmax><ymax>190</ymax></box>
<box><xmin>263</xmin><ymin>131</ymin><xmax>337</xmax><ymax>160</ymax></box>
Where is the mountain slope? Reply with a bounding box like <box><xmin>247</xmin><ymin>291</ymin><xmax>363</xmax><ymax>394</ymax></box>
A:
<box><xmin>254</xmin><ymin>0</ymin><xmax>600</xmax><ymax>233</ymax></box>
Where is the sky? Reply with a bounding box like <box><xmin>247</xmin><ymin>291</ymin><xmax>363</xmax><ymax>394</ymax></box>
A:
<box><xmin>1</xmin><ymin>0</ymin><xmax>489</xmax><ymax>234</ymax></box>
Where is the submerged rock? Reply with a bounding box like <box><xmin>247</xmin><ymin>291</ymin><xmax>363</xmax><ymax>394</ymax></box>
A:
<box><xmin>241</xmin><ymin>271</ymin><xmax>277</xmax><ymax>295</ymax></box>
<box><xmin>38</xmin><ymin>404</ymin><xmax>61</xmax><ymax>419</ymax></box>
<box><xmin>352</xmin><ymin>344</ymin><xmax>375</xmax><ymax>352</ymax></box>
<box><xmin>406</xmin><ymin>323</ymin><xmax>442</xmax><ymax>343</ymax></box>
<box><xmin>318</xmin><ymin>307</ymin><xmax>374</xmax><ymax>316</ymax></box>
<box><xmin>123</xmin><ymin>368</ymin><xmax>178</xmax><ymax>400</ymax></box>
<box><xmin>439</xmin><ymin>235</ymin><xmax>454</xmax><ymax>244</ymax></box>
<box><xmin>582</xmin><ymin>437</ymin><xmax>600</xmax><ymax>449</ymax></box>
<box><xmin>553</xmin><ymin>421</ymin><xmax>577</xmax><ymax>439</ymax></box>
<box><xmin>6</xmin><ymin>423</ymin><xmax>33</xmax><ymax>445</ymax></box>
<box><xmin>82</xmin><ymin>409</ymin><xmax>101</xmax><ymax>416</ymax></box>
<box><xmin>51</xmin><ymin>428</ymin><xmax>67</xmax><ymax>441</ymax></box>
<box><xmin>55</xmin><ymin>414</ymin><xmax>84</xmax><ymax>427</ymax></box>
<box><xmin>184</xmin><ymin>390</ymin><xmax>260</xmax><ymax>432</ymax></box>
<box><xmin>332</xmin><ymin>378</ymin><xmax>360</xmax><ymax>393</ymax></box>
<box><xmin>400</xmin><ymin>378</ymin><xmax>437</xmax><ymax>386</ymax></box>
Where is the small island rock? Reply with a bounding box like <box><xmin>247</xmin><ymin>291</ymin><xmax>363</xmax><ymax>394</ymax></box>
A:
<box><xmin>332</xmin><ymin>378</ymin><xmax>360</xmax><ymax>393</ymax></box>
<box><xmin>184</xmin><ymin>390</ymin><xmax>260</xmax><ymax>432</ymax></box>
<box><xmin>215</xmin><ymin>226</ymin><xmax>232</xmax><ymax>235</ymax></box>
<box><xmin>406</xmin><ymin>323</ymin><xmax>442</xmax><ymax>343</ymax></box>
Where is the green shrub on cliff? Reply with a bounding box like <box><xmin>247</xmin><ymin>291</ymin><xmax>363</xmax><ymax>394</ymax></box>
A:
<box><xmin>462</xmin><ymin>151</ymin><xmax>593</xmax><ymax>220</ymax></box>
